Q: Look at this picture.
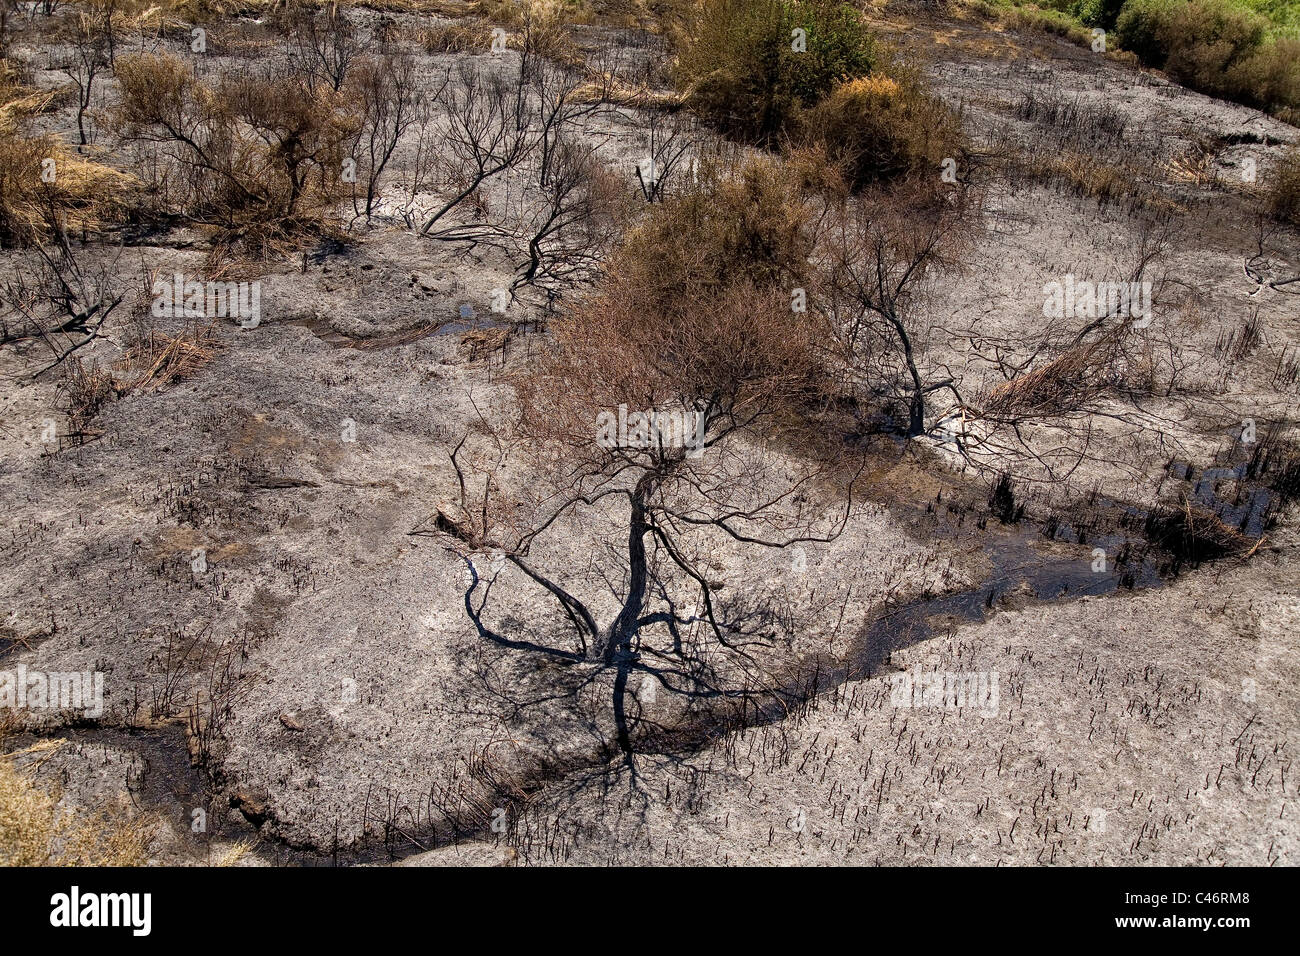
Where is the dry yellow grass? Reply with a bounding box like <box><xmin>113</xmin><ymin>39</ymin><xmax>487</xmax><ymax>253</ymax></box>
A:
<box><xmin>1011</xmin><ymin>147</ymin><xmax>1134</xmax><ymax>205</ymax></box>
<box><xmin>420</xmin><ymin>19</ymin><xmax>493</xmax><ymax>52</ymax></box>
<box><xmin>569</xmin><ymin>76</ymin><xmax>683</xmax><ymax>108</ymax></box>
<box><xmin>120</xmin><ymin>324</ymin><xmax>221</xmax><ymax>392</ymax></box>
<box><xmin>0</xmin><ymin>68</ymin><xmax>137</xmax><ymax>243</ymax></box>
<box><xmin>214</xmin><ymin>839</ymin><xmax>256</xmax><ymax>866</ymax></box>
<box><xmin>0</xmin><ymin>733</ymin><xmax>154</xmax><ymax>866</ymax></box>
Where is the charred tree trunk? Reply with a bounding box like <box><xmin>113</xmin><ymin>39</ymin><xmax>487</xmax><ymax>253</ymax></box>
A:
<box><xmin>604</xmin><ymin>478</ymin><xmax>652</xmax><ymax>665</ymax></box>
<box><xmin>604</xmin><ymin>476</ymin><xmax>655</xmax><ymax>759</ymax></box>
<box><xmin>883</xmin><ymin>311</ymin><xmax>927</xmax><ymax>437</ymax></box>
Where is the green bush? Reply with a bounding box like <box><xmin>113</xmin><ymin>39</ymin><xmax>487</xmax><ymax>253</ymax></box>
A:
<box><xmin>980</xmin><ymin>1</ymin><xmax>1298</xmax><ymax>118</ymax></box>
<box><xmin>675</xmin><ymin>0</ymin><xmax>875</xmax><ymax>145</ymax></box>
<box><xmin>1114</xmin><ymin>0</ymin><xmax>1300</xmax><ymax>115</ymax></box>
<box><xmin>1116</xmin><ymin>0</ymin><xmax>1267</xmax><ymax>78</ymax></box>
<box><xmin>1073</xmin><ymin>0</ymin><xmax>1127</xmax><ymax>30</ymax></box>
<box><xmin>1167</xmin><ymin>0</ymin><xmax>1267</xmax><ymax>93</ymax></box>
<box><xmin>1227</xmin><ymin>36</ymin><xmax>1300</xmax><ymax>112</ymax></box>
<box><xmin>1112</xmin><ymin>0</ymin><xmax>1168</xmax><ymax>61</ymax></box>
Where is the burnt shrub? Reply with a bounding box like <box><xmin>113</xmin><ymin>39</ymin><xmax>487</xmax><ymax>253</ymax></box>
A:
<box><xmin>1143</xmin><ymin>503</ymin><xmax>1249</xmax><ymax>567</ymax></box>
<box><xmin>988</xmin><ymin>472</ymin><xmax>1024</xmax><ymax>524</ymax></box>
<box><xmin>114</xmin><ymin>52</ymin><xmax>357</xmax><ymax>250</ymax></box>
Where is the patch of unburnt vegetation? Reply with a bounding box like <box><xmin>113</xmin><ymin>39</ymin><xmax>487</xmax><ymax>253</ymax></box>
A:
<box><xmin>1117</xmin><ymin>0</ymin><xmax>1300</xmax><ymax>121</ymax></box>
<box><xmin>982</xmin><ymin>0</ymin><xmax>1100</xmax><ymax>49</ymax></box>
<box><xmin>801</xmin><ymin>70</ymin><xmax>962</xmax><ymax>188</ymax></box>
<box><xmin>673</xmin><ymin>0</ymin><xmax>878</xmax><ymax>147</ymax></box>
<box><xmin>614</xmin><ymin>152</ymin><xmax>819</xmax><ymax>301</ymax></box>
<box><xmin>978</xmin><ymin>0</ymin><xmax>1300</xmax><ymax>122</ymax></box>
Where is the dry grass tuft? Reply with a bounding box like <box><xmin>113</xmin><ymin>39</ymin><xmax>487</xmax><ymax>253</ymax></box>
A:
<box><xmin>420</xmin><ymin>19</ymin><xmax>493</xmax><ymax>53</ymax></box>
<box><xmin>120</xmin><ymin>323</ymin><xmax>221</xmax><ymax>392</ymax></box>
<box><xmin>569</xmin><ymin>75</ymin><xmax>683</xmax><ymax>109</ymax></box>
<box><xmin>983</xmin><ymin>326</ymin><xmax>1127</xmax><ymax>417</ymax></box>
<box><xmin>214</xmin><ymin>839</ymin><xmax>256</xmax><ymax>866</ymax></box>
<box><xmin>0</xmin><ymin>733</ymin><xmax>154</xmax><ymax>866</ymax></box>
<box><xmin>0</xmin><ymin>67</ymin><xmax>136</xmax><ymax>244</ymax></box>
<box><xmin>1045</xmin><ymin>149</ymin><xmax>1129</xmax><ymax>202</ymax></box>
<box><xmin>57</xmin><ymin>357</ymin><xmax>120</xmax><ymax>441</ymax></box>
<box><xmin>55</xmin><ymin>323</ymin><xmax>220</xmax><ymax>441</ymax></box>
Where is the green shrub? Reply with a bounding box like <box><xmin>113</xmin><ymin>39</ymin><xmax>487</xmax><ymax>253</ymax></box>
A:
<box><xmin>1022</xmin><ymin>0</ymin><xmax>1077</xmax><ymax>13</ymax></box>
<box><xmin>1073</xmin><ymin>0</ymin><xmax>1127</xmax><ymax>30</ymax></box>
<box><xmin>1227</xmin><ymin>35</ymin><xmax>1300</xmax><ymax>112</ymax></box>
<box><xmin>675</xmin><ymin>0</ymin><xmax>875</xmax><ymax>145</ymax></box>
<box><xmin>1113</xmin><ymin>0</ymin><xmax>1170</xmax><ymax>62</ymax></box>
<box><xmin>980</xmin><ymin>1</ymin><xmax>1298</xmax><ymax>118</ymax></box>
<box><xmin>1167</xmin><ymin>0</ymin><xmax>1268</xmax><ymax>92</ymax></box>
<box><xmin>800</xmin><ymin>72</ymin><xmax>961</xmax><ymax>187</ymax></box>
<box><xmin>1116</xmin><ymin>0</ymin><xmax>1267</xmax><ymax>78</ymax></box>
<box><xmin>1114</xmin><ymin>0</ymin><xmax>1300</xmax><ymax>115</ymax></box>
